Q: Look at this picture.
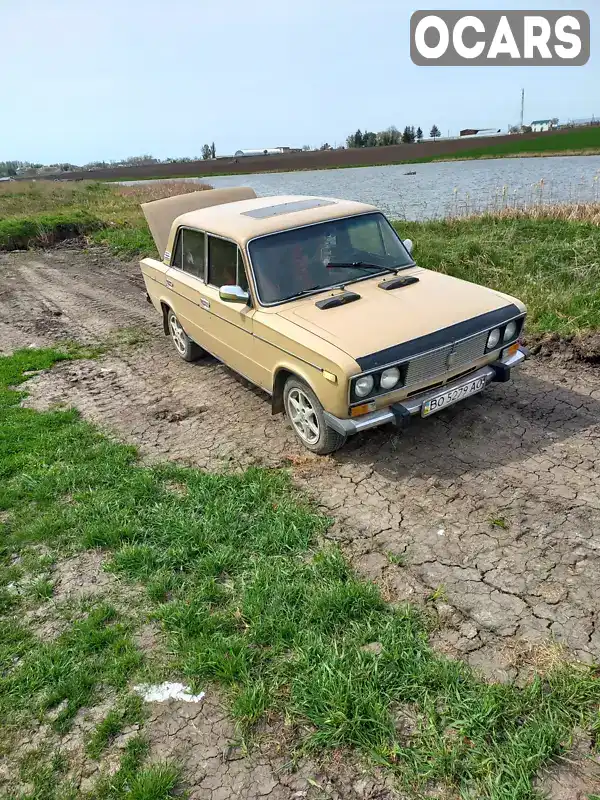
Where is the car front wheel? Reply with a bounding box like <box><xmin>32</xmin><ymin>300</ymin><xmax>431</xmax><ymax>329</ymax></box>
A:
<box><xmin>167</xmin><ymin>310</ymin><xmax>204</xmax><ymax>362</ymax></box>
<box><xmin>283</xmin><ymin>377</ymin><xmax>346</xmax><ymax>455</ymax></box>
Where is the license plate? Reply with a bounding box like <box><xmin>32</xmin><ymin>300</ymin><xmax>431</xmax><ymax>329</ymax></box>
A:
<box><xmin>421</xmin><ymin>376</ymin><xmax>486</xmax><ymax>417</ymax></box>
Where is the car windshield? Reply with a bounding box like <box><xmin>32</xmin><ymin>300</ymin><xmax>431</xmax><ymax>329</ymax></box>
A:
<box><xmin>248</xmin><ymin>212</ymin><xmax>415</xmax><ymax>305</ymax></box>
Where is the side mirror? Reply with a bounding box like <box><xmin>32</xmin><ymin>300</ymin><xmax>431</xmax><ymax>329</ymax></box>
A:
<box><xmin>219</xmin><ymin>285</ymin><xmax>249</xmax><ymax>304</ymax></box>
<box><xmin>403</xmin><ymin>238</ymin><xmax>414</xmax><ymax>255</ymax></box>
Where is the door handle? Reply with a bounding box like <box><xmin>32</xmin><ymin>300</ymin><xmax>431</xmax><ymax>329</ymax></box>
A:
<box><xmin>166</xmin><ymin>279</ymin><xmax>173</xmax><ymax>288</ymax></box>
<box><xmin>201</xmin><ymin>298</ymin><xmax>210</xmax><ymax>310</ymax></box>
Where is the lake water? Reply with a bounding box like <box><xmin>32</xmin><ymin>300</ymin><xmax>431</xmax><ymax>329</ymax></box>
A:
<box><xmin>126</xmin><ymin>155</ymin><xmax>600</xmax><ymax>221</ymax></box>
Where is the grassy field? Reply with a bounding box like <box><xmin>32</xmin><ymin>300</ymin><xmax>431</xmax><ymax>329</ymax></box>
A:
<box><xmin>0</xmin><ymin>180</ymin><xmax>209</xmax><ymax>256</ymax></box>
<box><xmin>1</xmin><ymin>181</ymin><xmax>599</xmax><ymax>337</ymax></box>
<box><xmin>422</xmin><ymin>126</ymin><xmax>600</xmax><ymax>164</ymax></box>
<box><xmin>2</xmin><ymin>346</ymin><xmax>600</xmax><ymax>799</ymax></box>
<box><xmin>397</xmin><ymin>211</ymin><xmax>600</xmax><ymax>336</ymax></box>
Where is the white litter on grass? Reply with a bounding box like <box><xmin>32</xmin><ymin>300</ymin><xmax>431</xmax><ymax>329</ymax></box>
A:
<box><xmin>133</xmin><ymin>682</ymin><xmax>206</xmax><ymax>703</ymax></box>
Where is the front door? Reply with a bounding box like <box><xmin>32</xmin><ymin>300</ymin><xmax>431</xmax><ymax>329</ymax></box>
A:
<box><xmin>202</xmin><ymin>235</ymin><xmax>269</xmax><ymax>390</ymax></box>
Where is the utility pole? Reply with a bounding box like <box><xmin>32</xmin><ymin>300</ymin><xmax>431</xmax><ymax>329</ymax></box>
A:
<box><xmin>520</xmin><ymin>88</ymin><xmax>525</xmax><ymax>131</ymax></box>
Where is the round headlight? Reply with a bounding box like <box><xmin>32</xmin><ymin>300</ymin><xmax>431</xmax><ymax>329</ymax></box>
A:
<box><xmin>487</xmin><ymin>328</ymin><xmax>501</xmax><ymax>350</ymax></box>
<box><xmin>380</xmin><ymin>367</ymin><xmax>401</xmax><ymax>390</ymax></box>
<box><xmin>503</xmin><ymin>320</ymin><xmax>518</xmax><ymax>342</ymax></box>
<box><xmin>354</xmin><ymin>375</ymin><xmax>374</xmax><ymax>398</ymax></box>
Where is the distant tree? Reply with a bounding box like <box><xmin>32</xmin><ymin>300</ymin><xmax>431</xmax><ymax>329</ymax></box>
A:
<box><xmin>416</xmin><ymin>126</ymin><xmax>423</xmax><ymax>141</ymax></box>
<box><xmin>362</xmin><ymin>131</ymin><xmax>377</xmax><ymax>147</ymax></box>
<box><xmin>402</xmin><ymin>125</ymin><xmax>415</xmax><ymax>144</ymax></box>
<box><xmin>2</xmin><ymin>161</ymin><xmax>19</xmax><ymax>176</ymax></box>
<box><xmin>376</xmin><ymin>126</ymin><xmax>401</xmax><ymax>146</ymax></box>
<box><xmin>302</xmin><ymin>144</ymin><xmax>311</xmax><ymax>151</ymax></box>
<box><xmin>430</xmin><ymin>124</ymin><xmax>441</xmax><ymax>140</ymax></box>
<box><xmin>319</xmin><ymin>142</ymin><xmax>332</xmax><ymax>150</ymax></box>
<box><xmin>350</xmin><ymin>129</ymin><xmax>364</xmax><ymax>148</ymax></box>
<box><xmin>201</xmin><ymin>144</ymin><xmax>212</xmax><ymax>160</ymax></box>
<box><xmin>211</xmin><ymin>142</ymin><xmax>216</xmax><ymax>159</ymax></box>
<box><xmin>508</xmin><ymin>124</ymin><xmax>520</xmax><ymax>134</ymax></box>
<box><xmin>122</xmin><ymin>154</ymin><xmax>157</xmax><ymax>166</ymax></box>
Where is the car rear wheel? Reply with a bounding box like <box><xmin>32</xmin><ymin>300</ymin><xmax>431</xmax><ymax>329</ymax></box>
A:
<box><xmin>283</xmin><ymin>377</ymin><xmax>346</xmax><ymax>455</ymax></box>
<box><xmin>167</xmin><ymin>310</ymin><xmax>204</xmax><ymax>362</ymax></box>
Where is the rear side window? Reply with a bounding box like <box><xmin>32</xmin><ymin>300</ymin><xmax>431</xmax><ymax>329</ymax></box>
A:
<box><xmin>171</xmin><ymin>228</ymin><xmax>205</xmax><ymax>280</ymax></box>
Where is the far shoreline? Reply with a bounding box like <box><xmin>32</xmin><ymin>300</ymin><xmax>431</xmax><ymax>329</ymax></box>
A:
<box><xmin>44</xmin><ymin>126</ymin><xmax>600</xmax><ymax>184</ymax></box>
<box><xmin>111</xmin><ymin>148</ymin><xmax>600</xmax><ymax>184</ymax></box>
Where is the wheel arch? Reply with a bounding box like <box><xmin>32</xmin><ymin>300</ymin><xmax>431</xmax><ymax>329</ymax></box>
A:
<box><xmin>271</xmin><ymin>365</ymin><xmax>320</xmax><ymax>415</ymax></box>
<box><xmin>160</xmin><ymin>301</ymin><xmax>171</xmax><ymax>335</ymax></box>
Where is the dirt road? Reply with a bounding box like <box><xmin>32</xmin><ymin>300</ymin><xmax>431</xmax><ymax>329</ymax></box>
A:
<box><xmin>2</xmin><ymin>244</ymin><xmax>600</xmax><ymax>681</ymax></box>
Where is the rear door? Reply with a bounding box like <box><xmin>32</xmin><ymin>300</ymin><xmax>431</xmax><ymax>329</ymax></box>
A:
<box><xmin>165</xmin><ymin>227</ymin><xmax>212</xmax><ymax>350</ymax></box>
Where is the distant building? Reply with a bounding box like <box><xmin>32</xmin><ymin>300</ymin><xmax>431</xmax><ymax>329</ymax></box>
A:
<box><xmin>460</xmin><ymin>128</ymin><xmax>502</xmax><ymax>137</ymax></box>
<box><xmin>234</xmin><ymin>148</ymin><xmax>286</xmax><ymax>157</ymax></box>
<box><xmin>530</xmin><ymin>119</ymin><xmax>555</xmax><ymax>132</ymax></box>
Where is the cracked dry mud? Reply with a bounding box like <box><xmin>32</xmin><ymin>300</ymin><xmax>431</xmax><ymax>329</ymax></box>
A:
<box><xmin>2</xmin><ymin>246</ymin><xmax>600</xmax><ymax>797</ymax></box>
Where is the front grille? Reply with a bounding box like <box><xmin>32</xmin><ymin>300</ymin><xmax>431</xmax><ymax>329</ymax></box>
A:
<box><xmin>405</xmin><ymin>331</ymin><xmax>488</xmax><ymax>388</ymax></box>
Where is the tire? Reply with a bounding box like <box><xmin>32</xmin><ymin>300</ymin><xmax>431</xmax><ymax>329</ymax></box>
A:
<box><xmin>283</xmin><ymin>376</ymin><xmax>347</xmax><ymax>455</ymax></box>
<box><xmin>167</xmin><ymin>309</ymin><xmax>204</xmax><ymax>362</ymax></box>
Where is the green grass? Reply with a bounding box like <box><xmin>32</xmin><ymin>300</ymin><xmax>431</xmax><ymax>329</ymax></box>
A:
<box><xmin>2</xmin><ymin>349</ymin><xmax>600</xmax><ymax>799</ymax></box>
<box><xmin>0</xmin><ymin>604</ymin><xmax>142</xmax><ymax>735</ymax></box>
<box><xmin>86</xmin><ymin>694</ymin><xmax>146</xmax><ymax>758</ymax></box>
<box><xmin>421</xmin><ymin>125</ymin><xmax>600</xmax><ymax>163</ymax></box>
<box><xmin>395</xmin><ymin>215</ymin><xmax>600</xmax><ymax>336</ymax></box>
<box><xmin>0</xmin><ymin>180</ymin><xmax>199</xmax><ymax>257</ymax></box>
<box><xmin>17</xmin><ymin>747</ymin><xmax>76</xmax><ymax>800</ymax></box>
<box><xmin>86</xmin><ymin>734</ymin><xmax>179</xmax><ymax>800</ymax></box>
<box><xmin>0</xmin><ymin>210</ymin><xmax>103</xmax><ymax>250</ymax></box>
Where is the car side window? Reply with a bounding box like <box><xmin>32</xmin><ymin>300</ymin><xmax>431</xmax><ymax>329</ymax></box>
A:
<box><xmin>208</xmin><ymin>236</ymin><xmax>239</xmax><ymax>287</ymax></box>
<box><xmin>181</xmin><ymin>229</ymin><xmax>206</xmax><ymax>279</ymax></box>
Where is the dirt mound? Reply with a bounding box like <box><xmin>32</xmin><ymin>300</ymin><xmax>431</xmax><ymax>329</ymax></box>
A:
<box><xmin>527</xmin><ymin>332</ymin><xmax>600</xmax><ymax>364</ymax></box>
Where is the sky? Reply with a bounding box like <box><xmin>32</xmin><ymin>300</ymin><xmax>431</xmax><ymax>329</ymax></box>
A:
<box><xmin>1</xmin><ymin>0</ymin><xmax>597</xmax><ymax>165</ymax></box>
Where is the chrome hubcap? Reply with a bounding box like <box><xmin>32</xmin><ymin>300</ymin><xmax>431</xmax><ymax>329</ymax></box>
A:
<box><xmin>169</xmin><ymin>313</ymin><xmax>187</xmax><ymax>355</ymax></box>
<box><xmin>287</xmin><ymin>388</ymin><xmax>320</xmax><ymax>444</ymax></box>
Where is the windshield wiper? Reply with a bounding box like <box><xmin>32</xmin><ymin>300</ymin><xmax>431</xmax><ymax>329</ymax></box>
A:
<box><xmin>326</xmin><ymin>261</ymin><xmax>401</xmax><ymax>275</ymax></box>
<box><xmin>280</xmin><ymin>284</ymin><xmax>327</xmax><ymax>302</ymax></box>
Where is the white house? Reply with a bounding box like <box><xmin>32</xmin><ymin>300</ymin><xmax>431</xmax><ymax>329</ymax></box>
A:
<box><xmin>530</xmin><ymin>119</ymin><xmax>555</xmax><ymax>133</ymax></box>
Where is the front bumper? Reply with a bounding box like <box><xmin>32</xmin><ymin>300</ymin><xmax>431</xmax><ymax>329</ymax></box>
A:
<box><xmin>324</xmin><ymin>347</ymin><xmax>526</xmax><ymax>437</ymax></box>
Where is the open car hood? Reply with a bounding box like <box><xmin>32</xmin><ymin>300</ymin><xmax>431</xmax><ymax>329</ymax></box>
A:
<box><xmin>276</xmin><ymin>268</ymin><xmax>520</xmax><ymax>361</ymax></box>
<box><xmin>141</xmin><ymin>187</ymin><xmax>257</xmax><ymax>257</ymax></box>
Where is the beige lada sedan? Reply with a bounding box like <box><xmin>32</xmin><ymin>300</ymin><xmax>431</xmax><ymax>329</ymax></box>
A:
<box><xmin>140</xmin><ymin>188</ymin><xmax>526</xmax><ymax>454</ymax></box>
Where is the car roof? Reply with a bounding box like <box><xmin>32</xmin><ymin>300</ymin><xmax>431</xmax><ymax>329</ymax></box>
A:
<box><xmin>175</xmin><ymin>194</ymin><xmax>379</xmax><ymax>245</ymax></box>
